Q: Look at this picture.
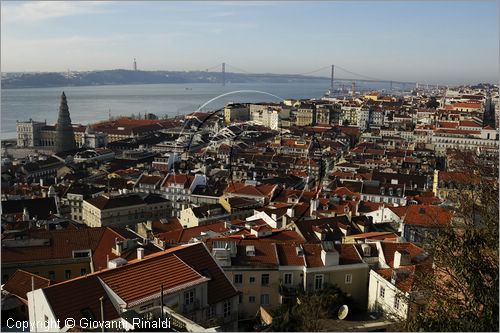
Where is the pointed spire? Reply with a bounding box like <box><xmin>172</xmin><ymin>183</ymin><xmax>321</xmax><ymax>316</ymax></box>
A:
<box><xmin>55</xmin><ymin>91</ymin><xmax>76</xmax><ymax>153</ymax></box>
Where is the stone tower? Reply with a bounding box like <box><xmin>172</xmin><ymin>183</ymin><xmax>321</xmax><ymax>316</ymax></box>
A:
<box><xmin>55</xmin><ymin>91</ymin><xmax>76</xmax><ymax>153</ymax></box>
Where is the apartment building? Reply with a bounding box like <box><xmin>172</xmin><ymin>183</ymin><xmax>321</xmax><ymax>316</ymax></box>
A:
<box><xmin>83</xmin><ymin>192</ymin><xmax>170</xmax><ymax>227</ymax></box>
<box><xmin>27</xmin><ymin>243</ymin><xmax>239</xmax><ymax>331</ymax></box>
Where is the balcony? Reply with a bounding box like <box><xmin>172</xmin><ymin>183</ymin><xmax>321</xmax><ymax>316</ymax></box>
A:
<box><xmin>135</xmin><ymin>305</ymin><xmax>207</xmax><ymax>332</ymax></box>
<box><xmin>182</xmin><ymin>299</ymin><xmax>201</xmax><ymax>314</ymax></box>
<box><xmin>279</xmin><ymin>283</ymin><xmax>304</xmax><ymax>297</ymax></box>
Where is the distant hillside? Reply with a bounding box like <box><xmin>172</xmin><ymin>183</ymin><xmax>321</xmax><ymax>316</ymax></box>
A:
<box><xmin>1</xmin><ymin>69</ymin><xmax>328</xmax><ymax>89</ymax></box>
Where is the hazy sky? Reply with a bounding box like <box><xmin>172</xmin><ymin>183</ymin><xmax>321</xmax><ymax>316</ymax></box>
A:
<box><xmin>1</xmin><ymin>1</ymin><xmax>499</xmax><ymax>84</ymax></box>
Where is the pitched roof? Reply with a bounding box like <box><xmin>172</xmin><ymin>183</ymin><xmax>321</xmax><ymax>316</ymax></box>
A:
<box><xmin>380</xmin><ymin>242</ymin><xmax>425</xmax><ymax>268</ymax></box>
<box><xmin>99</xmin><ymin>253</ymin><xmax>207</xmax><ymax>306</ymax></box>
<box><xmin>161</xmin><ymin>174</ymin><xmax>195</xmax><ymax>188</ymax></box>
<box><xmin>2</xmin><ymin>228</ymin><xmax>107</xmax><ymax>264</ymax></box>
<box><xmin>403</xmin><ymin>205</ymin><xmax>452</xmax><ymax>227</ymax></box>
<box><xmin>173</xmin><ymin>243</ymin><xmax>239</xmax><ymax>304</ymax></box>
<box><xmin>156</xmin><ymin>221</ymin><xmax>230</xmax><ymax>244</ymax></box>
<box><xmin>294</xmin><ymin>216</ymin><xmax>350</xmax><ymax>243</ymax></box>
<box><xmin>276</xmin><ymin>243</ymin><xmax>306</xmax><ymax>266</ymax></box>
<box><xmin>85</xmin><ymin>193</ymin><xmax>145</xmax><ymax>210</ymax></box>
<box><xmin>42</xmin><ymin>275</ymin><xmax>121</xmax><ymax>327</ymax></box>
<box><xmin>3</xmin><ymin>270</ymin><xmax>51</xmax><ymax>302</ymax></box>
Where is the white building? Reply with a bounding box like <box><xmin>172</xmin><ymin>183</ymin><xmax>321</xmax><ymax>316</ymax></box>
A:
<box><xmin>367</xmin><ymin>241</ymin><xmax>427</xmax><ymax>321</ymax></box>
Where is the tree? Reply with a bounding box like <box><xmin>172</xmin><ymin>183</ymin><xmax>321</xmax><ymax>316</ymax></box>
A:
<box><xmin>270</xmin><ymin>283</ymin><xmax>351</xmax><ymax>331</ymax></box>
<box><xmin>425</xmin><ymin>96</ymin><xmax>440</xmax><ymax>109</ymax></box>
<box><xmin>407</xmin><ymin>151</ymin><xmax>499</xmax><ymax>331</ymax></box>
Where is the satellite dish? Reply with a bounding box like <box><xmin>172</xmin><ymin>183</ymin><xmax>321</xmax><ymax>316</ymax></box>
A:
<box><xmin>338</xmin><ymin>304</ymin><xmax>349</xmax><ymax>320</ymax></box>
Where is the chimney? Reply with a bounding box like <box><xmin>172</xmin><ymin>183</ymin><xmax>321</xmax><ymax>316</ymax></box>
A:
<box><xmin>394</xmin><ymin>250</ymin><xmax>411</xmax><ymax>268</ymax></box>
<box><xmin>22</xmin><ymin>207</ymin><xmax>30</xmax><ymax>222</ymax></box>
<box><xmin>137</xmin><ymin>247</ymin><xmax>144</xmax><ymax>260</ymax></box>
<box><xmin>40</xmin><ymin>178</ymin><xmax>44</xmax><ymax>187</ymax></box>
<box><xmin>310</xmin><ymin>198</ymin><xmax>319</xmax><ymax>216</ymax></box>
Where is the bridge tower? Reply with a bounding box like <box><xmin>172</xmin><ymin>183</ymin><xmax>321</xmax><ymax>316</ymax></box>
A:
<box><xmin>222</xmin><ymin>62</ymin><xmax>226</xmax><ymax>86</ymax></box>
<box><xmin>330</xmin><ymin>64</ymin><xmax>335</xmax><ymax>96</ymax></box>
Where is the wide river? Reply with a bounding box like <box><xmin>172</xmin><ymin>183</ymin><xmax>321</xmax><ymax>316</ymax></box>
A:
<box><xmin>0</xmin><ymin>81</ymin><xmax>382</xmax><ymax>140</ymax></box>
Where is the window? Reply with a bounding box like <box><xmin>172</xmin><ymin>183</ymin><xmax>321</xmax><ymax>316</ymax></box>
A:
<box><xmin>234</xmin><ymin>274</ymin><xmax>243</xmax><ymax>284</ymax></box>
<box><xmin>260</xmin><ymin>294</ymin><xmax>270</xmax><ymax>305</ymax></box>
<box><xmin>249</xmin><ymin>276</ymin><xmax>256</xmax><ymax>284</ymax></box>
<box><xmin>394</xmin><ymin>297</ymin><xmax>400</xmax><ymax>310</ymax></box>
<box><xmin>223</xmin><ymin>300</ymin><xmax>231</xmax><ymax>318</ymax></box>
<box><xmin>379</xmin><ymin>286</ymin><xmax>385</xmax><ymax>299</ymax></box>
<box><xmin>65</xmin><ymin>270</ymin><xmax>71</xmax><ymax>279</ymax></box>
<box><xmin>206</xmin><ymin>305</ymin><xmax>216</xmax><ymax>319</ymax></box>
<box><xmin>184</xmin><ymin>289</ymin><xmax>194</xmax><ymax>305</ymax></box>
<box><xmin>81</xmin><ymin>268</ymin><xmax>87</xmax><ymax>276</ymax></box>
<box><xmin>314</xmin><ymin>274</ymin><xmax>323</xmax><ymax>290</ymax></box>
<box><xmin>345</xmin><ymin>274</ymin><xmax>352</xmax><ymax>284</ymax></box>
<box><xmin>249</xmin><ymin>296</ymin><xmax>256</xmax><ymax>303</ymax></box>
<box><xmin>261</xmin><ymin>274</ymin><xmax>270</xmax><ymax>286</ymax></box>
<box><xmin>284</xmin><ymin>273</ymin><xmax>293</xmax><ymax>285</ymax></box>
<box><xmin>48</xmin><ymin>271</ymin><xmax>55</xmax><ymax>281</ymax></box>
<box><xmin>44</xmin><ymin>315</ymin><xmax>49</xmax><ymax>327</ymax></box>
<box><xmin>73</xmin><ymin>250</ymin><xmax>91</xmax><ymax>258</ymax></box>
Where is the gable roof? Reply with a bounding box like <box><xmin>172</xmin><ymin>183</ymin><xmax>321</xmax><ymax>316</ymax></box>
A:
<box><xmin>99</xmin><ymin>253</ymin><xmax>207</xmax><ymax>306</ymax></box>
<box><xmin>380</xmin><ymin>242</ymin><xmax>425</xmax><ymax>268</ymax></box>
<box><xmin>403</xmin><ymin>205</ymin><xmax>452</xmax><ymax>227</ymax></box>
<box><xmin>42</xmin><ymin>275</ymin><xmax>121</xmax><ymax>327</ymax></box>
<box><xmin>173</xmin><ymin>243</ymin><xmax>239</xmax><ymax>304</ymax></box>
<box><xmin>3</xmin><ymin>270</ymin><xmax>51</xmax><ymax>302</ymax></box>
<box><xmin>38</xmin><ymin>242</ymin><xmax>237</xmax><ymax>326</ymax></box>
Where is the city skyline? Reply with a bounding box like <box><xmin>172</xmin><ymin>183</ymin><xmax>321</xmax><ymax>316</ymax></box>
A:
<box><xmin>1</xmin><ymin>1</ymin><xmax>499</xmax><ymax>85</ymax></box>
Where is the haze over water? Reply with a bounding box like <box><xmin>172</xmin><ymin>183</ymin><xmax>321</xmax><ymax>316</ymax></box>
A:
<box><xmin>1</xmin><ymin>81</ymin><xmax>386</xmax><ymax>140</ymax></box>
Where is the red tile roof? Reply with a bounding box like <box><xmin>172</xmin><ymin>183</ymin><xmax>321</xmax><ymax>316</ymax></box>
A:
<box><xmin>173</xmin><ymin>243</ymin><xmax>239</xmax><ymax>304</ymax></box>
<box><xmin>403</xmin><ymin>205</ymin><xmax>452</xmax><ymax>227</ymax></box>
<box><xmin>3</xmin><ymin>270</ymin><xmax>51</xmax><ymax>302</ymax></box>
<box><xmin>39</xmin><ymin>242</ymin><xmax>237</xmax><ymax>325</ymax></box>
<box><xmin>338</xmin><ymin>244</ymin><xmax>363</xmax><ymax>264</ymax></box>
<box><xmin>276</xmin><ymin>244</ymin><xmax>306</xmax><ymax>266</ymax></box>
<box><xmin>99</xmin><ymin>253</ymin><xmax>207</xmax><ymax>306</ymax></box>
<box><xmin>380</xmin><ymin>242</ymin><xmax>425</xmax><ymax>268</ymax></box>
<box><xmin>2</xmin><ymin>228</ymin><xmax>107</xmax><ymax>264</ymax></box>
<box><xmin>162</xmin><ymin>174</ymin><xmax>195</xmax><ymax>188</ymax></box>
<box><xmin>302</xmin><ymin>244</ymin><xmax>323</xmax><ymax>268</ymax></box>
<box><xmin>156</xmin><ymin>221</ymin><xmax>230</xmax><ymax>244</ymax></box>
<box><xmin>42</xmin><ymin>275</ymin><xmax>120</xmax><ymax>328</ymax></box>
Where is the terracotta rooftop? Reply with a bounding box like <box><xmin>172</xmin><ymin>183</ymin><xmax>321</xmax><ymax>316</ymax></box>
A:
<box><xmin>403</xmin><ymin>205</ymin><xmax>452</xmax><ymax>227</ymax></box>
<box><xmin>3</xmin><ymin>270</ymin><xmax>51</xmax><ymax>302</ymax></box>
<box><xmin>156</xmin><ymin>221</ymin><xmax>230</xmax><ymax>244</ymax></box>
<box><xmin>380</xmin><ymin>242</ymin><xmax>425</xmax><ymax>268</ymax></box>
<box><xmin>99</xmin><ymin>252</ymin><xmax>208</xmax><ymax>306</ymax></box>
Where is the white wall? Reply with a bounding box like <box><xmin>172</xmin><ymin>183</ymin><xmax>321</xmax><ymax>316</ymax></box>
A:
<box><xmin>27</xmin><ymin>288</ymin><xmax>61</xmax><ymax>332</ymax></box>
<box><xmin>368</xmin><ymin>270</ymin><xmax>409</xmax><ymax>320</ymax></box>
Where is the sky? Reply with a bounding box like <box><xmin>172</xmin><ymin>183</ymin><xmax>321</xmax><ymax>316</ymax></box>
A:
<box><xmin>1</xmin><ymin>1</ymin><xmax>499</xmax><ymax>84</ymax></box>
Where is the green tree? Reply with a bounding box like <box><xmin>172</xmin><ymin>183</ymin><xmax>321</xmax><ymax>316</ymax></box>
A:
<box><xmin>408</xmin><ymin>152</ymin><xmax>499</xmax><ymax>331</ymax></box>
<box><xmin>270</xmin><ymin>283</ymin><xmax>351</xmax><ymax>331</ymax></box>
<box><xmin>425</xmin><ymin>96</ymin><xmax>440</xmax><ymax>109</ymax></box>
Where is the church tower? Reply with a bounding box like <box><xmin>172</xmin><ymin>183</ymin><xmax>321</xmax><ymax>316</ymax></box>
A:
<box><xmin>55</xmin><ymin>92</ymin><xmax>76</xmax><ymax>153</ymax></box>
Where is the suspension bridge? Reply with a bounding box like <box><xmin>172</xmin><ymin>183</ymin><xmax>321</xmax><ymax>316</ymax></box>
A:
<box><xmin>201</xmin><ymin>62</ymin><xmax>428</xmax><ymax>93</ymax></box>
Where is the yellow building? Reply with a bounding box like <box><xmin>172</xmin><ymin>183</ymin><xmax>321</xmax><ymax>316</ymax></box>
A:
<box><xmin>209</xmin><ymin>234</ymin><xmax>370</xmax><ymax>319</ymax></box>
